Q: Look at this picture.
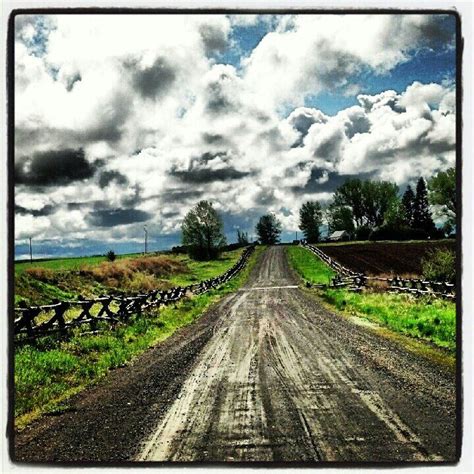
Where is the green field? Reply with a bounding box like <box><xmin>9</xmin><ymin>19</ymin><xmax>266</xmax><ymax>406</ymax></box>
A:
<box><xmin>286</xmin><ymin>245</ymin><xmax>456</xmax><ymax>352</ymax></box>
<box><xmin>14</xmin><ymin>246</ymin><xmax>265</xmax><ymax>428</ymax></box>
<box><xmin>15</xmin><ymin>253</ymin><xmax>139</xmax><ymax>275</ymax></box>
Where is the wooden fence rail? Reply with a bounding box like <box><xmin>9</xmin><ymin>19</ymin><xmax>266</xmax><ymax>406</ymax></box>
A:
<box><xmin>301</xmin><ymin>243</ymin><xmax>455</xmax><ymax>299</ymax></box>
<box><xmin>14</xmin><ymin>245</ymin><xmax>256</xmax><ymax>342</ymax></box>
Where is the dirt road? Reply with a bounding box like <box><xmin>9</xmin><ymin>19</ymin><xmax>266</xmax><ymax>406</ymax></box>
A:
<box><xmin>14</xmin><ymin>246</ymin><xmax>457</xmax><ymax>463</ymax></box>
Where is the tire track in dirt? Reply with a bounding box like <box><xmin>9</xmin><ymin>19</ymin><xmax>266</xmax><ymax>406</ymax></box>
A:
<box><xmin>136</xmin><ymin>246</ymin><xmax>456</xmax><ymax>462</ymax></box>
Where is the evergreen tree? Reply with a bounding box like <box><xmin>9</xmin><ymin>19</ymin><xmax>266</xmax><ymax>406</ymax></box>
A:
<box><xmin>299</xmin><ymin>201</ymin><xmax>323</xmax><ymax>243</ymax></box>
<box><xmin>413</xmin><ymin>178</ymin><xmax>436</xmax><ymax>233</ymax></box>
<box><xmin>402</xmin><ymin>185</ymin><xmax>415</xmax><ymax>227</ymax></box>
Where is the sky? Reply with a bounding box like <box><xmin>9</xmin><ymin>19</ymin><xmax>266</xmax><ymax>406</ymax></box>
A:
<box><xmin>14</xmin><ymin>13</ymin><xmax>457</xmax><ymax>258</ymax></box>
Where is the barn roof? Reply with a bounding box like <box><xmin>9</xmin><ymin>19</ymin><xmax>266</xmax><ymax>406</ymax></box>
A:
<box><xmin>330</xmin><ymin>230</ymin><xmax>348</xmax><ymax>239</ymax></box>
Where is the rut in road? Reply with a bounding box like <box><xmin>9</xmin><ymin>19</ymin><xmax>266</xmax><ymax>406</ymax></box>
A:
<box><xmin>137</xmin><ymin>246</ymin><xmax>456</xmax><ymax>462</ymax></box>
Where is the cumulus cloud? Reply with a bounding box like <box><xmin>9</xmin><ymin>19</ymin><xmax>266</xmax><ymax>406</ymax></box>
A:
<box><xmin>243</xmin><ymin>14</ymin><xmax>453</xmax><ymax>109</ymax></box>
<box><xmin>14</xmin><ymin>13</ymin><xmax>456</xmax><ymax>247</ymax></box>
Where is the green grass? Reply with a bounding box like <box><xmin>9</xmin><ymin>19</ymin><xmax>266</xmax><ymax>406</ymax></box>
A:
<box><xmin>286</xmin><ymin>246</ymin><xmax>336</xmax><ymax>285</ymax></box>
<box><xmin>323</xmin><ymin>289</ymin><xmax>455</xmax><ymax>351</ymax></box>
<box><xmin>15</xmin><ymin>254</ymin><xmax>132</xmax><ymax>275</ymax></box>
<box><xmin>14</xmin><ymin>246</ymin><xmax>265</xmax><ymax>429</ymax></box>
<box><xmin>286</xmin><ymin>245</ymin><xmax>456</xmax><ymax>352</ymax></box>
<box><xmin>169</xmin><ymin>249</ymin><xmax>244</xmax><ymax>287</ymax></box>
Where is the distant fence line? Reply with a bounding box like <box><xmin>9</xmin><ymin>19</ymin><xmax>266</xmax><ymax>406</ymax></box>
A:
<box><xmin>14</xmin><ymin>246</ymin><xmax>256</xmax><ymax>342</ymax></box>
<box><xmin>301</xmin><ymin>243</ymin><xmax>455</xmax><ymax>300</ymax></box>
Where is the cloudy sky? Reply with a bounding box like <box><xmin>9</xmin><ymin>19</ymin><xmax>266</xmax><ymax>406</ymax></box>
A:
<box><xmin>14</xmin><ymin>13</ymin><xmax>457</xmax><ymax>258</ymax></box>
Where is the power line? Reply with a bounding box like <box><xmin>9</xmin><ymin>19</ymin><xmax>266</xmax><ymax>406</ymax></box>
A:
<box><xmin>144</xmin><ymin>225</ymin><xmax>148</xmax><ymax>255</ymax></box>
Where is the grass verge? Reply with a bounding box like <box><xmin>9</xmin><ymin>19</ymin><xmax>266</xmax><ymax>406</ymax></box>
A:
<box><xmin>286</xmin><ymin>246</ymin><xmax>336</xmax><ymax>285</ymax></box>
<box><xmin>286</xmin><ymin>245</ymin><xmax>456</xmax><ymax>354</ymax></box>
<box><xmin>15</xmin><ymin>246</ymin><xmax>265</xmax><ymax>430</ymax></box>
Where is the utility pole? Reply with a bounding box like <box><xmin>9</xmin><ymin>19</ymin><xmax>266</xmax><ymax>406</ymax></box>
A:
<box><xmin>144</xmin><ymin>225</ymin><xmax>148</xmax><ymax>255</ymax></box>
<box><xmin>29</xmin><ymin>237</ymin><xmax>32</xmax><ymax>263</ymax></box>
<box><xmin>295</xmin><ymin>231</ymin><xmax>298</xmax><ymax>241</ymax></box>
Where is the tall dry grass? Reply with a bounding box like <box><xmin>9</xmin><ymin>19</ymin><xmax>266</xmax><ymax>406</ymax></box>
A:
<box><xmin>81</xmin><ymin>256</ymin><xmax>189</xmax><ymax>291</ymax></box>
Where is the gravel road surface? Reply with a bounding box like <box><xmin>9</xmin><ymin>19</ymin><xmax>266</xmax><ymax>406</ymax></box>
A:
<box><xmin>14</xmin><ymin>246</ymin><xmax>457</xmax><ymax>464</ymax></box>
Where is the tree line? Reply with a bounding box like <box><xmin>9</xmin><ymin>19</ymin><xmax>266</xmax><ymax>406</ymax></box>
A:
<box><xmin>180</xmin><ymin>167</ymin><xmax>455</xmax><ymax>260</ymax></box>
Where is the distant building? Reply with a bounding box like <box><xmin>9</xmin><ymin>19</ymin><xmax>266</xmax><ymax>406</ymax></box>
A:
<box><xmin>329</xmin><ymin>230</ymin><xmax>350</xmax><ymax>242</ymax></box>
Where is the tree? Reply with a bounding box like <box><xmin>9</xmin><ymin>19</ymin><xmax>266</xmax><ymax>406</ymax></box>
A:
<box><xmin>361</xmin><ymin>181</ymin><xmax>399</xmax><ymax>227</ymax></box>
<box><xmin>106</xmin><ymin>250</ymin><xmax>116</xmax><ymax>262</ymax></box>
<box><xmin>182</xmin><ymin>200</ymin><xmax>226</xmax><ymax>260</ymax></box>
<box><xmin>383</xmin><ymin>197</ymin><xmax>406</xmax><ymax>229</ymax></box>
<box><xmin>331</xmin><ymin>178</ymin><xmax>399</xmax><ymax>229</ymax></box>
<box><xmin>299</xmin><ymin>201</ymin><xmax>323</xmax><ymax>243</ymax></box>
<box><xmin>326</xmin><ymin>203</ymin><xmax>355</xmax><ymax>235</ymax></box>
<box><xmin>401</xmin><ymin>185</ymin><xmax>416</xmax><ymax>227</ymax></box>
<box><xmin>413</xmin><ymin>178</ymin><xmax>436</xmax><ymax>234</ymax></box>
<box><xmin>428</xmin><ymin>167</ymin><xmax>456</xmax><ymax>226</ymax></box>
<box><xmin>236</xmin><ymin>229</ymin><xmax>249</xmax><ymax>245</ymax></box>
<box><xmin>332</xmin><ymin>179</ymin><xmax>365</xmax><ymax>227</ymax></box>
<box><xmin>255</xmin><ymin>213</ymin><xmax>282</xmax><ymax>245</ymax></box>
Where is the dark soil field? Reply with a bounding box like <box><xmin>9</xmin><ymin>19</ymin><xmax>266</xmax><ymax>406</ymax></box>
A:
<box><xmin>320</xmin><ymin>240</ymin><xmax>456</xmax><ymax>276</ymax></box>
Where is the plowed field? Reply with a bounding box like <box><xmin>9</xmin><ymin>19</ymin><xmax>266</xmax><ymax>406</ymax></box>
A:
<box><xmin>320</xmin><ymin>240</ymin><xmax>456</xmax><ymax>276</ymax></box>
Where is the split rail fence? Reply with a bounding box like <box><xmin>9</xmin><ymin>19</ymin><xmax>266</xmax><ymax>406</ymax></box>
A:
<box><xmin>14</xmin><ymin>245</ymin><xmax>255</xmax><ymax>342</ymax></box>
<box><xmin>302</xmin><ymin>243</ymin><xmax>455</xmax><ymax>300</ymax></box>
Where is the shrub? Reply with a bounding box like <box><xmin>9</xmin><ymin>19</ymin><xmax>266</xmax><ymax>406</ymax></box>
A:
<box><xmin>421</xmin><ymin>247</ymin><xmax>456</xmax><ymax>283</ymax></box>
<box><xmin>82</xmin><ymin>256</ymin><xmax>188</xmax><ymax>286</ymax></box>
<box><xmin>106</xmin><ymin>250</ymin><xmax>117</xmax><ymax>262</ymax></box>
<box><xmin>25</xmin><ymin>267</ymin><xmax>55</xmax><ymax>282</ymax></box>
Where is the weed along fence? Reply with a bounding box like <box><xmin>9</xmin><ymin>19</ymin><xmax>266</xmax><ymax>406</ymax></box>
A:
<box><xmin>302</xmin><ymin>243</ymin><xmax>455</xmax><ymax>300</ymax></box>
<box><xmin>14</xmin><ymin>246</ymin><xmax>255</xmax><ymax>342</ymax></box>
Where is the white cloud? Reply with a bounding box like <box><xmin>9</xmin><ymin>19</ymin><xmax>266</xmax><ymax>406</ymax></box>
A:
<box><xmin>14</xmin><ymin>14</ymin><xmax>456</xmax><ymax>244</ymax></box>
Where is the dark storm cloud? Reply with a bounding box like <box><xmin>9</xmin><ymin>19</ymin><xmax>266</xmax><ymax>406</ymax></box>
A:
<box><xmin>15</xmin><ymin>204</ymin><xmax>56</xmax><ymax>216</ymax></box>
<box><xmin>98</xmin><ymin>170</ymin><xmax>129</xmax><ymax>188</ymax></box>
<box><xmin>171</xmin><ymin>167</ymin><xmax>251</xmax><ymax>184</ymax></box>
<box><xmin>169</xmin><ymin>151</ymin><xmax>252</xmax><ymax>184</ymax></box>
<box><xmin>130</xmin><ymin>57</ymin><xmax>176</xmax><ymax>100</ymax></box>
<box><xmin>199</xmin><ymin>23</ymin><xmax>228</xmax><ymax>53</ymax></box>
<box><xmin>86</xmin><ymin>208</ymin><xmax>152</xmax><ymax>227</ymax></box>
<box><xmin>291</xmin><ymin>169</ymin><xmax>377</xmax><ymax>194</ymax></box>
<box><xmin>15</xmin><ymin>148</ymin><xmax>99</xmax><ymax>186</ymax></box>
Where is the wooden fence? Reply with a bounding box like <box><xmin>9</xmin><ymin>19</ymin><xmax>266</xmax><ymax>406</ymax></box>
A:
<box><xmin>302</xmin><ymin>243</ymin><xmax>455</xmax><ymax>299</ymax></box>
<box><xmin>14</xmin><ymin>246</ymin><xmax>255</xmax><ymax>342</ymax></box>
